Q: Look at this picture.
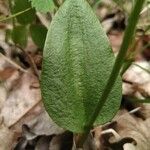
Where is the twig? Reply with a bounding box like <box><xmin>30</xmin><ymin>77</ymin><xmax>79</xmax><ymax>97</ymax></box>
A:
<box><xmin>133</xmin><ymin>63</ymin><xmax>150</xmax><ymax>74</ymax></box>
<box><xmin>101</xmin><ymin>129</ymin><xmax>121</xmax><ymax>141</ymax></box>
<box><xmin>16</xmin><ymin>45</ymin><xmax>40</xmax><ymax>79</ymax></box>
<box><xmin>114</xmin><ymin>107</ymin><xmax>142</xmax><ymax>122</ymax></box>
<box><xmin>0</xmin><ymin>53</ymin><xmax>27</xmax><ymax>73</ymax></box>
<box><xmin>129</xmin><ymin>107</ymin><xmax>141</xmax><ymax>114</ymax></box>
<box><xmin>36</xmin><ymin>12</ymin><xmax>50</xmax><ymax>28</ymax></box>
<box><xmin>122</xmin><ymin>79</ymin><xmax>134</xmax><ymax>85</ymax></box>
<box><xmin>141</xmin><ymin>6</ymin><xmax>149</xmax><ymax>14</ymax></box>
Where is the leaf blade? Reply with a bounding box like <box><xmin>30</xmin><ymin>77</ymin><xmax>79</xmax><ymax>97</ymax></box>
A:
<box><xmin>30</xmin><ymin>0</ymin><xmax>55</xmax><ymax>13</ymax></box>
<box><xmin>13</xmin><ymin>0</ymin><xmax>36</xmax><ymax>25</ymax></box>
<box><xmin>11</xmin><ymin>25</ymin><xmax>28</xmax><ymax>48</ymax></box>
<box><xmin>41</xmin><ymin>0</ymin><xmax>122</xmax><ymax>133</ymax></box>
<box><xmin>30</xmin><ymin>24</ymin><xmax>48</xmax><ymax>49</ymax></box>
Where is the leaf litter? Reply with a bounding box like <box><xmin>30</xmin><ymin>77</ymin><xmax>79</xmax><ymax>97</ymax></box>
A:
<box><xmin>0</xmin><ymin>0</ymin><xmax>150</xmax><ymax>149</ymax></box>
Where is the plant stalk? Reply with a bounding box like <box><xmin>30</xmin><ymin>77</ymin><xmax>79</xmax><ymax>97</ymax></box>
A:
<box><xmin>76</xmin><ymin>0</ymin><xmax>145</xmax><ymax>147</ymax></box>
<box><xmin>0</xmin><ymin>8</ymin><xmax>31</xmax><ymax>22</ymax></box>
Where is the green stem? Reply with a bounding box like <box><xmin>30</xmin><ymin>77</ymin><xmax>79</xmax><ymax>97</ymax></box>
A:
<box><xmin>77</xmin><ymin>0</ymin><xmax>145</xmax><ymax>147</ymax></box>
<box><xmin>127</xmin><ymin>96</ymin><xmax>150</xmax><ymax>104</ymax></box>
<box><xmin>131</xmin><ymin>98</ymin><xmax>150</xmax><ymax>103</ymax></box>
<box><xmin>0</xmin><ymin>8</ymin><xmax>31</xmax><ymax>22</ymax></box>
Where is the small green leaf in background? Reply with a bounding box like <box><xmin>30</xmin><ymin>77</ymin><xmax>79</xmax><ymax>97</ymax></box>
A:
<box><xmin>30</xmin><ymin>0</ymin><xmax>55</xmax><ymax>13</ymax></box>
<box><xmin>30</xmin><ymin>24</ymin><xmax>48</xmax><ymax>49</ymax></box>
<box><xmin>11</xmin><ymin>25</ymin><xmax>28</xmax><ymax>48</ymax></box>
<box><xmin>41</xmin><ymin>0</ymin><xmax>122</xmax><ymax>133</ymax></box>
<box><xmin>13</xmin><ymin>0</ymin><xmax>36</xmax><ymax>25</ymax></box>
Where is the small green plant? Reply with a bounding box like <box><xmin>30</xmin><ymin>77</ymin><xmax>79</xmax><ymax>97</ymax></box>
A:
<box><xmin>0</xmin><ymin>0</ymin><xmax>146</xmax><ymax>148</ymax></box>
<box><xmin>0</xmin><ymin>0</ymin><xmax>49</xmax><ymax>50</ymax></box>
<box><xmin>41</xmin><ymin>0</ymin><xmax>122</xmax><ymax>133</ymax></box>
<box><xmin>41</xmin><ymin>0</ymin><xmax>145</xmax><ymax>147</ymax></box>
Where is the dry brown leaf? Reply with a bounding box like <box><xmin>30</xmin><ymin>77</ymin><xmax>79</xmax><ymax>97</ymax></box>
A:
<box><xmin>0</xmin><ymin>122</ymin><xmax>14</xmax><ymax>150</ymax></box>
<box><xmin>123</xmin><ymin>61</ymin><xmax>150</xmax><ymax>97</ymax></box>
<box><xmin>0</xmin><ymin>67</ymin><xmax>17</xmax><ymax>81</ymax></box>
<box><xmin>1</xmin><ymin>71</ymin><xmax>41</xmax><ymax>127</ymax></box>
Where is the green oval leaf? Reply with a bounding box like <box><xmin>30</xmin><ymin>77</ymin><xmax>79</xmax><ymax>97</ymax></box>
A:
<box><xmin>11</xmin><ymin>25</ymin><xmax>28</xmax><ymax>48</ymax></box>
<box><xmin>30</xmin><ymin>0</ymin><xmax>55</xmax><ymax>13</ymax></box>
<box><xmin>41</xmin><ymin>0</ymin><xmax>122</xmax><ymax>133</ymax></box>
<box><xmin>13</xmin><ymin>0</ymin><xmax>36</xmax><ymax>25</ymax></box>
<box><xmin>30</xmin><ymin>24</ymin><xmax>48</xmax><ymax>49</ymax></box>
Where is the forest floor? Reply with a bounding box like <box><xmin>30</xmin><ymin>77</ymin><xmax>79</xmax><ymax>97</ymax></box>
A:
<box><xmin>0</xmin><ymin>0</ymin><xmax>150</xmax><ymax>149</ymax></box>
